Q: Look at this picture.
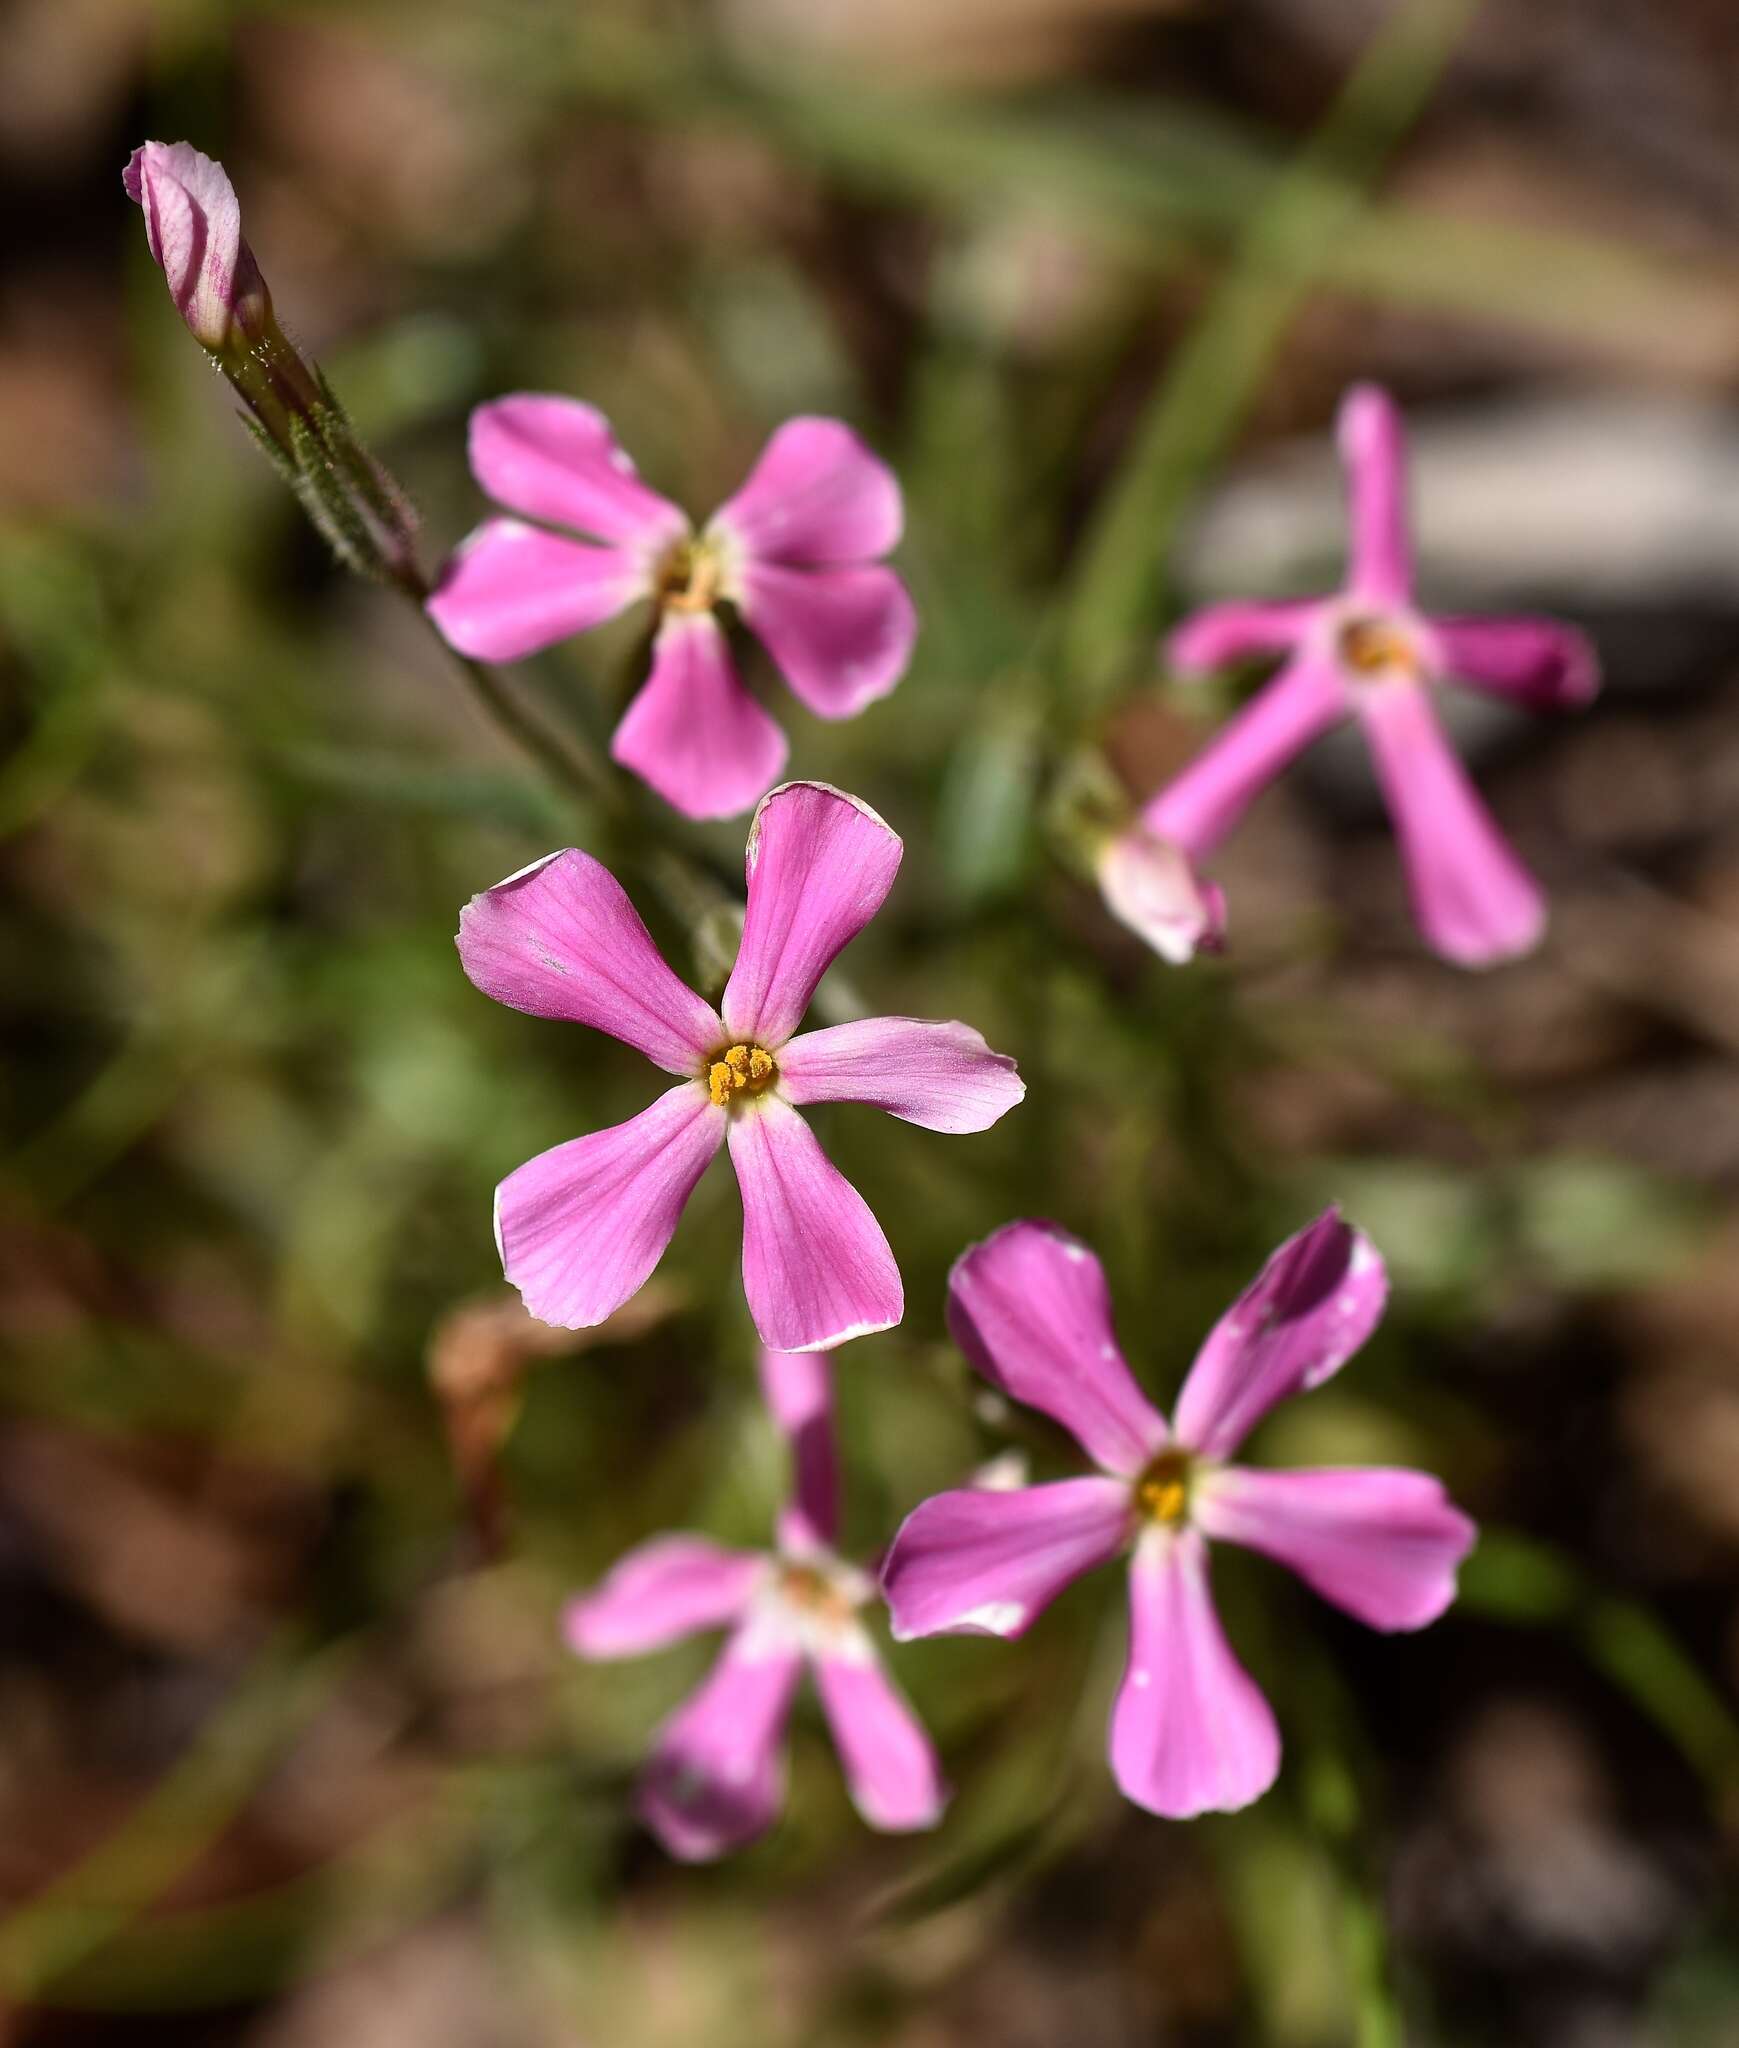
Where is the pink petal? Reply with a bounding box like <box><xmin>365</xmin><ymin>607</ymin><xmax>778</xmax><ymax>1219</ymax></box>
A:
<box><xmin>564</xmin><ymin>1536</ymin><xmax>766</xmax><ymax>1658</ymax></box>
<box><xmin>757</xmin><ymin>1347</ymin><xmax>839</xmax><ymax>1552</ymax></box>
<box><xmin>1194</xmin><ymin>1466</ymin><xmax>1475</xmax><ymax>1632</ymax></box>
<box><xmin>1095</xmin><ymin>825</ymin><xmax>1227</xmax><ymax>965</ymax></box>
<box><xmin>1173</xmin><ymin>1209</ymin><xmax>1387</xmax><ymax>1462</ymax></box>
<box><xmin>711</xmin><ymin>417</ymin><xmax>903</xmax><ymax>564</ymax></box>
<box><xmin>457</xmin><ymin>847</ymin><xmax>723</xmax><ymax>1073</ymax></box>
<box><xmin>124</xmin><ymin>140</ymin><xmax>259</xmax><ymax>351</ymax></box>
<box><xmin>721</xmin><ymin>781</ymin><xmax>902</xmax><ymax>1047</ymax></box>
<box><xmin>813</xmin><ymin>1638</ymin><xmax>949</xmax><ymax>1832</ymax></box>
<box><xmin>496</xmin><ymin>1084</ymin><xmax>725</xmax><ymax>1331</ymax></box>
<box><xmin>1337</xmin><ymin>382</ymin><xmax>1414</xmax><ymax>608</ymax></box>
<box><xmin>1167</xmin><ymin>599</ymin><xmax>1319</xmax><ymax>676</ymax></box>
<box><xmin>737</xmin><ymin>564</ymin><xmax>916</xmax><ymax>719</ymax></box>
<box><xmin>880</xmin><ymin>1477</ymin><xmax>1132</xmax><ymax>1641</ymax></box>
<box><xmin>610</xmin><ymin>614</ymin><xmax>789</xmax><ymax>822</ymax></box>
<box><xmin>1141</xmin><ymin>656</ymin><xmax>1348</xmax><ymax>857</ymax></box>
<box><xmin>1358</xmin><ymin>678</ymin><xmax>1547</xmax><ymax>967</ymax></box>
<box><xmin>637</xmin><ymin>1626</ymin><xmax>803</xmax><ymax>1861</ymax></box>
<box><xmin>468</xmin><ymin>395</ymin><xmax>688</xmax><ymax>547</ymax></box>
<box><xmin>777</xmin><ymin>1017</ymin><xmax>1024</xmax><ymax>1134</ymax></box>
<box><xmin>946</xmin><ymin>1222</ymin><xmax>1167</xmax><ymax>1477</ymax></box>
<box><xmin>1110</xmin><ymin>1527</ymin><xmax>1280</xmax><ymax>1819</ymax></box>
<box><xmin>426</xmin><ymin>520</ymin><xmax>647</xmax><ymax>663</ymax></box>
<box><xmin>1429</xmin><ymin>614</ymin><xmax>1600</xmax><ymax>713</ymax></box>
<box><xmin>729</xmin><ymin>1096</ymin><xmax>902</xmax><ymax>1353</ymax></box>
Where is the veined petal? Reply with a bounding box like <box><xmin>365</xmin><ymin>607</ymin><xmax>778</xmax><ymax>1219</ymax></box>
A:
<box><xmin>1095</xmin><ymin>826</ymin><xmax>1227</xmax><ymax>966</ymax></box>
<box><xmin>457</xmin><ymin>847</ymin><xmax>723</xmax><ymax>1072</ymax></box>
<box><xmin>1111</xmin><ymin>1527</ymin><xmax>1280</xmax><ymax>1819</ymax></box>
<box><xmin>1359</xmin><ymin>678</ymin><xmax>1546</xmax><ymax>967</ymax></box>
<box><xmin>711</xmin><ymin>417</ymin><xmax>903</xmax><ymax>564</ymax></box>
<box><xmin>427</xmin><ymin>520</ymin><xmax>647</xmax><ymax>663</ymax></box>
<box><xmin>124</xmin><ymin>141</ymin><xmax>265</xmax><ymax>351</ymax></box>
<box><xmin>1429</xmin><ymin>614</ymin><xmax>1600</xmax><ymax>713</ymax></box>
<box><xmin>947</xmin><ymin>1222</ymin><xmax>1167</xmax><ymax>1477</ymax></box>
<box><xmin>814</xmin><ymin>1634</ymin><xmax>948</xmax><ymax>1832</ymax></box>
<box><xmin>1167</xmin><ymin>598</ymin><xmax>1319</xmax><ymax>676</ymax></box>
<box><xmin>737</xmin><ymin>563</ymin><xmax>916</xmax><ymax>719</ymax></box>
<box><xmin>722</xmin><ymin>781</ymin><xmax>902</xmax><ymax>1047</ymax></box>
<box><xmin>758</xmin><ymin>1347</ymin><xmax>839</xmax><ymax>1552</ymax></box>
<box><xmin>777</xmin><ymin>1017</ymin><xmax>1024</xmax><ymax>1134</ymax></box>
<box><xmin>1194</xmin><ymin>1466</ymin><xmax>1475</xmax><ymax>1632</ymax></box>
<box><xmin>1141</xmin><ymin>656</ymin><xmax>1348</xmax><ymax>858</ymax></box>
<box><xmin>729</xmin><ymin>1096</ymin><xmax>902</xmax><ymax>1353</ymax></box>
<box><xmin>1172</xmin><ymin>1209</ymin><xmax>1387</xmax><ymax>1462</ymax></box>
<box><xmin>564</xmin><ymin>1536</ymin><xmax>766</xmax><ymax>1659</ymax></box>
<box><xmin>611</xmin><ymin>613</ymin><xmax>789</xmax><ymax>822</ymax></box>
<box><xmin>637</xmin><ymin>1625</ymin><xmax>803</xmax><ymax>1861</ymax></box>
<box><xmin>1337</xmin><ymin>383</ymin><xmax>1414</xmax><ymax>608</ymax></box>
<box><xmin>496</xmin><ymin>1084</ymin><xmax>725</xmax><ymax>1331</ymax></box>
<box><xmin>880</xmin><ymin>1477</ymin><xmax>1132</xmax><ymax>1642</ymax></box>
<box><xmin>468</xmin><ymin>395</ymin><xmax>688</xmax><ymax>547</ymax></box>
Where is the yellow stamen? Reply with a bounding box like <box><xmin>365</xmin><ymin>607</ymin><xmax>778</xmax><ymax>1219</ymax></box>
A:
<box><xmin>707</xmin><ymin>1042</ymin><xmax>777</xmax><ymax>1108</ymax></box>
<box><xmin>778</xmin><ymin>1561</ymin><xmax>854</xmax><ymax>1622</ymax></box>
<box><xmin>657</xmin><ymin>537</ymin><xmax>723</xmax><ymax>615</ymax></box>
<box><xmin>1337</xmin><ymin>615</ymin><xmax>1420</xmax><ymax>678</ymax></box>
<box><xmin>1136</xmin><ymin>1448</ymin><xmax>1194</xmax><ymax>1526</ymax></box>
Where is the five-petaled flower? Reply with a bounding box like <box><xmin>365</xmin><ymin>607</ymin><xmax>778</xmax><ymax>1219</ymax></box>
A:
<box><xmin>566</xmin><ymin>1347</ymin><xmax>948</xmax><ymax>1861</ymax></box>
<box><xmin>1146</xmin><ymin>383</ymin><xmax>1598</xmax><ymax>968</ymax></box>
<box><xmin>880</xmin><ymin>1208</ymin><xmax>1475</xmax><ymax>1818</ymax></box>
<box><xmin>458</xmin><ymin>779</ymin><xmax>1024</xmax><ymax>1353</ymax></box>
<box><xmin>427</xmin><ymin>400</ymin><xmax>917</xmax><ymax>819</ymax></box>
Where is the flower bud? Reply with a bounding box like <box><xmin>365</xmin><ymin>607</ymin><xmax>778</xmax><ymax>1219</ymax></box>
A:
<box><xmin>1096</xmin><ymin>822</ymin><xmax>1226</xmax><ymax>964</ymax></box>
<box><xmin>122</xmin><ymin>141</ymin><xmax>271</xmax><ymax>357</ymax></box>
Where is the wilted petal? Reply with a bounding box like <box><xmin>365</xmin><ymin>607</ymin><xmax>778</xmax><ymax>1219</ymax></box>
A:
<box><xmin>1430</xmin><ymin>614</ymin><xmax>1600</xmax><ymax>713</ymax></box>
<box><xmin>637</xmin><ymin>1626</ymin><xmax>803</xmax><ymax>1861</ymax></box>
<box><xmin>611</xmin><ymin>613</ymin><xmax>789</xmax><ymax>822</ymax></box>
<box><xmin>881</xmin><ymin>1477</ymin><xmax>1132</xmax><ymax>1642</ymax></box>
<box><xmin>1194</xmin><ymin>1466</ymin><xmax>1475</xmax><ymax>1631</ymax></box>
<box><xmin>711</xmin><ymin>417</ymin><xmax>903</xmax><ymax>564</ymax></box>
<box><xmin>737</xmin><ymin>563</ymin><xmax>916</xmax><ymax>718</ymax></box>
<box><xmin>758</xmin><ymin>1347</ymin><xmax>839</xmax><ymax>1552</ymax></box>
<box><xmin>1173</xmin><ymin>1209</ymin><xmax>1387</xmax><ymax>1462</ymax></box>
<box><xmin>564</xmin><ymin>1536</ymin><xmax>765</xmax><ymax>1658</ymax></box>
<box><xmin>729</xmin><ymin>1096</ymin><xmax>902</xmax><ymax>1352</ymax></box>
<box><xmin>947</xmin><ymin>1222</ymin><xmax>1167</xmax><ymax>1476</ymax></box>
<box><xmin>778</xmin><ymin>1017</ymin><xmax>1024</xmax><ymax>1134</ymax></box>
<box><xmin>1337</xmin><ymin>383</ymin><xmax>1414</xmax><ymax>609</ymax></box>
<box><xmin>814</xmin><ymin>1636</ymin><xmax>948</xmax><ymax>1832</ymax></box>
<box><xmin>427</xmin><ymin>520</ymin><xmax>647</xmax><ymax>663</ymax></box>
<box><xmin>721</xmin><ymin>781</ymin><xmax>902</xmax><ymax>1047</ymax></box>
<box><xmin>496</xmin><ymin>1084</ymin><xmax>725</xmax><ymax>1331</ymax></box>
<box><xmin>123</xmin><ymin>140</ymin><xmax>264</xmax><ymax>351</ymax></box>
<box><xmin>468</xmin><ymin>395</ymin><xmax>688</xmax><ymax>547</ymax></box>
<box><xmin>1359</xmin><ymin>678</ymin><xmax>1546</xmax><ymax>967</ymax></box>
<box><xmin>1095</xmin><ymin>825</ymin><xmax>1227</xmax><ymax>965</ymax></box>
<box><xmin>457</xmin><ymin>847</ymin><xmax>723</xmax><ymax>1073</ymax></box>
<box><xmin>1167</xmin><ymin>598</ymin><xmax>1319</xmax><ymax>676</ymax></box>
<box><xmin>1141</xmin><ymin>656</ymin><xmax>1347</xmax><ymax>857</ymax></box>
<box><xmin>1110</xmin><ymin>1527</ymin><xmax>1280</xmax><ymax>1819</ymax></box>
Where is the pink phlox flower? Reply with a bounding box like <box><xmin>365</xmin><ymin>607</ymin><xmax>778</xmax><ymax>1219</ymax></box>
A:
<box><xmin>1151</xmin><ymin>383</ymin><xmax>1599</xmax><ymax>967</ymax></box>
<box><xmin>566</xmin><ymin>1347</ymin><xmax>948</xmax><ymax>1861</ymax></box>
<box><xmin>880</xmin><ymin>1208</ymin><xmax>1476</xmax><ymax>1819</ymax></box>
<box><xmin>427</xmin><ymin>399</ymin><xmax>918</xmax><ymax>819</ymax></box>
<box><xmin>123</xmin><ymin>142</ymin><xmax>270</xmax><ymax>355</ymax></box>
<box><xmin>458</xmin><ymin>779</ymin><xmax>1024</xmax><ymax>1353</ymax></box>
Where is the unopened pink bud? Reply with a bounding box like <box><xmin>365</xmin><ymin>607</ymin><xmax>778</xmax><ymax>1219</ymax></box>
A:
<box><xmin>123</xmin><ymin>141</ymin><xmax>270</xmax><ymax>355</ymax></box>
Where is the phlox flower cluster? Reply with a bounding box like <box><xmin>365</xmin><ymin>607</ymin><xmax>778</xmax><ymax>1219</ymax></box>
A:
<box><xmin>127</xmin><ymin>135</ymin><xmax>1612</xmax><ymax>1861</ymax></box>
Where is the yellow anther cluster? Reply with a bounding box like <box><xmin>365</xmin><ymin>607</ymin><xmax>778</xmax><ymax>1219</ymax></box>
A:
<box><xmin>708</xmin><ymin>1042</ymin><xmax>776</xmax><ymax>1108</ymax></box>
<box><xmin>778</xmin><ymin>1561</ymin><xmax>853</xmax><ymax>1621</ymax></box>
<box><xmin>1337</xmin><ymin>615</ymin><xmax>1420</xmax><ymax>678</ymax></box>
<box><xmin>1136</xmin><ymin>1449</ymin><xmax>1194</xmax><ymax>1527</ymax></box>
<box><xmin>657</xmin><ymin>537</ymin><xmax>723</xmax><ymax>615</ymax></box>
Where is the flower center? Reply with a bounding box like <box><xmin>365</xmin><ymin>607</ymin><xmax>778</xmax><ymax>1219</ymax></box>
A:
<box><xmin>656</xmin><ymin>537</ymin><xmax>724</xmax><ymax>615</ymax></box>
<box><xmin>1135</xmin><ymin>1448</ymin><xmax>1195</xmax><ymax>1527</ymax></box>
<box><xmin>777</xmin><ymin>1560</ymin><xmax>856</xmax><ymax>1623</ymax></box>
<box><xmin>1337</xmin><ymin>614</ymin><xmax>1422</xmax><ymax>680</ymax></box>
<box><xmin>706</xmin><ymin>1042</ymin><xmax>777</xmax><ymax>1108</ymax></box>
